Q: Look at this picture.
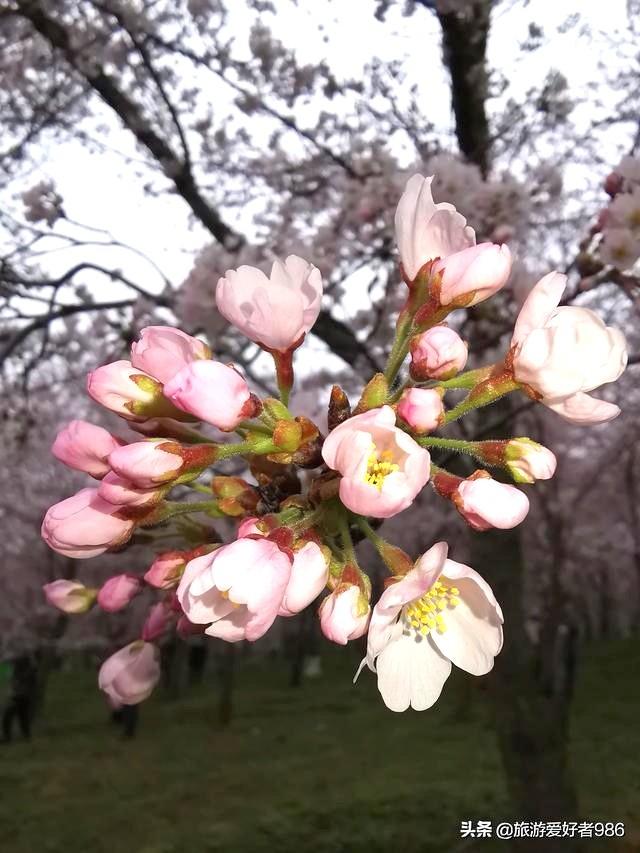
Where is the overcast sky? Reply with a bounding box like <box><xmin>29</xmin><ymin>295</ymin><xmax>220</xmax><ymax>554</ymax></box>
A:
<box><xmin>2</xmin><ymin>0</ymin><xmax>633</xmax><ymax>308</ymax></box>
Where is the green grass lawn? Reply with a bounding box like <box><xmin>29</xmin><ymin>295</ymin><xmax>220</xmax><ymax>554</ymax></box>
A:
<box><xmin>1</xmin><ymin>636</ymin><xmax>639</xmax><ymax>853</ymax></box>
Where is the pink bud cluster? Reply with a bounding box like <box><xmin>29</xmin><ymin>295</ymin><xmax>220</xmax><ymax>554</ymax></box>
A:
<box><xmin>39</xmin><ymin>172</ymin><xmax>628</xmax><ymax>712</ymax></box>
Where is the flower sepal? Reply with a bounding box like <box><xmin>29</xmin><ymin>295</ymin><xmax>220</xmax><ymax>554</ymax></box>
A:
<box><xmin>354</xmin><ymin>373</ymin><xmax>389</xmax><ymax>415</ymax></box>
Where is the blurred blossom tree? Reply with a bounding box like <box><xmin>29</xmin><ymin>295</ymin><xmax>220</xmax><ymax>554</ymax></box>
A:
<box><xmin>1</xmin><ymin>0</ymin><xmax>640</xmax><ymax>845</ymax></box>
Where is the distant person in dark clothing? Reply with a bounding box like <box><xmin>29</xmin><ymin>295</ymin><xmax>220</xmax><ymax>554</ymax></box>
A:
<box><xmin>109</xmin><ymin>701</ymin><xmax>139</xmax><ymax>739</ymax></box>
<box><xmin>1</xmin><ymin>655</ymin><xmax>37</xmax><ymax>743</ymax></box>
<box><xmin>188</xmin><ymin>643</ymin><xmax>207</xmax><ymax>685</ymax></box>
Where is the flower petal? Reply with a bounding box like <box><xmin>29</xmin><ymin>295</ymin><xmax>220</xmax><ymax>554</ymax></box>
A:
<box><xmin>512</xmin><ymin>271</ymin><xmax>566</xmax><ymax>346</ymax></box>
<box><xmin>543</xmin><ymin>392</ymin><xmax>621</xmax><ymax>425</ymax></box>
<box><xmin>430</xmin><ymin>575</ymin><xmax>503</xmax><ymax>676</ymax></box>
<box><xmin>376</xmin><ymin>633</ymin><xmax>452</xmax><ymax>712</ymax></box>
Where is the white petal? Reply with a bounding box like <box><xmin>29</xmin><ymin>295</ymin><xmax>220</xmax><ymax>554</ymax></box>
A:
<box><xmin>430</xmin><ymin>576</ymin><xmax>503</xmax><ymax>676</ymax></box>
<box><xmin>543</xmin><ymin>392</ymin><xmax>621</xmax><ymax>425</ymax></box>
<box><xmin>512</xmin><ymin>271</ymin><xmax>566</xmax><ymax>346</ymax></box>
<box><xmin>376</xmin><ymin>633</ymin><xmax>452</xmax><ymax>712</ymax></box>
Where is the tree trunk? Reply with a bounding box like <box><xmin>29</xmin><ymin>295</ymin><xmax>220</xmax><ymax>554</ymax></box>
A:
<box><xmin>217</xmin><ymin>643</ymin><xmax>236</xmax><ymax>727</ymax></box>
<box><xmin>417</xmin><ymin>0</ymin><xmax>492</xmax><ymax>176</ymax></box>
<box><xmin>471</xmin><ymin>401</ymin><xmax>582</xmax><ymax>851</ymax></box>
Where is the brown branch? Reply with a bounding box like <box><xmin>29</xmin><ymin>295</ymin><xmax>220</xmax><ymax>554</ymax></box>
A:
<box><xmin>0</xmin><ymin>298</ymin><xmax>134</xmax><ymax>365</ymax></box>
<box><xmin>15</xmin><ymin>0</ymin><xmax>240</xmax><ymax>250</ymax></box>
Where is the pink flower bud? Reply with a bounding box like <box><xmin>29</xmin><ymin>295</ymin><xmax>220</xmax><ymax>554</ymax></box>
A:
<box><xmin>131</xmin><ymin>326</ymin><xmax>211</xmax><ymax>385</ymax></box>
<box><xmin>455</xmin><ymin>478</ymin><xmax>530</xmax><ymax>531</ymax></box>
<box><xmin>396</xmin><ymin>388</ymin><xmax>444</xmax><ymax>434</ymax></box>
<box><xmin>97</xmin><ymin>472</ymin><xmax>165</xmax><ymax>507</ymax></box>
<box><xmin>409</xmin><ymin>326</ymin><xmax>468</xmax><ymax>380</ymax></box>
<box><xmin>177</xmin><ymin>538</ymin><xmax>292</xmax><ymax>641</ymax></box>
<box><xmin>319</xmin><ymin>585</ymin><xmax>370</xmax><ymax>645</ymax></box>
<box><xmin>41</xmin><ymin>488</ymin><xmax>136</xmax><ymax>559</ymax></box>
<box><xmin>43</xmin><ymin>580</ymin><xmax>96</xmax><ymax>614</ymax></box>
<box><xmin>87</xmin><ymin>360</ymin><xmax>187</xmax><ymax>422</ymax></box>
<box><xmin>97</xmin><ymin>574</ymin><xmax>143</xmax><ymax>612</ymax></box>
<box><xmin>51</xmin><ymin>420</ymin><xmax>123</xmax><ymax>479</ymax></box>
<box><xmin>108</xmin><ymin>440</ymin><xmax>183</xmax><ymax>488</ymax></box>
<box><xmin>141</xmin><ymin>601</ymin><xmax>174</xmax><ymax>641</ymax></box>
<box><xmin>433</xmin><ymin>243</ymin><xmax>512</xmax><ymax>307</ymax></box>
<box><xmin>98</xmin><ymin>641</ymin><xmax>160</xmax><ymax>705</ymax></box>
<box><xmin>163</xmin><ymin>361</ymin><xmax>255</xmax><ymax>431</ymax></box>
<box><xmin>145</xmin><ymin>551</ymin><xmax>188</xmax><ymax>589</ymax></box>
<box><xmin>511</xmin><ymin>272</ymin><xmax>627</xmax><ymax>423</ymax></box>
<box><xmin>279</xmin><ymin>542</ymin><xmax>329</xmax><ymax>617</ymax></box>
<box><xmin>216</xmin><ymin>255</ymin><xmax>323</xmax><ymax>352</ymax></box>
<box><xmin>504</xmin><ymin>438</ymin><xmax>557</xmax><ymax>484</ymax></box>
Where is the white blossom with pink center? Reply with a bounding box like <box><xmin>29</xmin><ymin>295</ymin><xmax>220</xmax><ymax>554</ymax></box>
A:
<box><xmin>356</xmin><ymin>543</ymin><xmax>503</xmax><ymax>712</ymax></box>
<box><xmin>322</xmin><ymin>406</ymin><xmax>430</xmax><ymax>518</ymax></box>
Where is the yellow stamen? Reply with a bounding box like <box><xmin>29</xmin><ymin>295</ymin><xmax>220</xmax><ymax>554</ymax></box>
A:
<box><xmin>364</xmin><ymin>448</ymin><xmax>399</xmax><ymax>490</ymax></box>
<box><xmin>403</xmin><ymin>579</ymin><xmax>460</xmax><ymax>636</ymax></box>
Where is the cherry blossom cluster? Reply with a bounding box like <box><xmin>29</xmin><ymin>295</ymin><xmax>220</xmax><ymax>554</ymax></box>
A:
<box><xmin>40</xmin><ymin>174</ymin><xmax>628</xmax><ymax>712</ymax></box>
<box><xmin>599</xmin><ymin>156</ymin><xmax>640</xmax><ymax>271</ymax></box>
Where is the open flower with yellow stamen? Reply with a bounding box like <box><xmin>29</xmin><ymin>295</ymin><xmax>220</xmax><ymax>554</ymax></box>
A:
<box><xmin>321</xmin><ymin>406</ymin><xmax>430</xmax><ymax>518</ymax></box>
<box><xmin>356</xmin><ymin>542</ymin><xmax>503</xmax><ymax>712</ymax></box>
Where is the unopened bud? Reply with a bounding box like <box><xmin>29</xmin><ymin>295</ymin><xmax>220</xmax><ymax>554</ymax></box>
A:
<box><xmin>328</xmin><ymin>385</ymin><xmax>351</xmax><ymax>430</ymax></box>
<box><xmin>43</xmin><ymin>580</ymin><xmax>97</xmax><ymax>614</ymax></box>
<box><xmin>504</xmin><ymin>438</ymin><xmax>557</xmax><ymax>484</ymax></box>
<box><xmin>354</xmin><ymin>373</ymin><xmax>388</xmax><ymax>414</ymax></box>
<box><xmin>409</xmin><ymin>325</ymin><xmax>468</xmax><ymax>381</ymax></box>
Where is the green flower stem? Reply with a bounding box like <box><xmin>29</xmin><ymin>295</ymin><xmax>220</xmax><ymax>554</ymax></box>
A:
<box><xmin>431</xmin><ymin>365</ymin><xmax>495</xmax><ymax>390</ymax></box>
<box><xmin>146</xmin><ymin>499</ymin><xmax>224</xmax><ymax>524</ymax></box>
<box><xmin>236</xmin><ymin>420</ymin><xmax>272</xmax><ymax>436</ymax></box>
<box><xmin>417</xmin><ymin>436</ymin><xmax>478</xmax><ymax>453</ymax></box>
<box><xmin>288</xmin><ymin>508</ymin><xmax>324</xmax><ymax>535</ymax></box>
<box><xmin>279</xmin><ymin>386</ymin><xmax>291</xmax><ymax>407</ymax></box>
<box><xmin>383</xmin><ymin>318</ymin><xmax>413</xmax><ymax>385</ymax></box>
<box><xmin>336</xmin><ymin>511</ymin><xmax>357</xmax><ymax>564</ymax></box>
<box><xmin>417</xmin><ymin>437</ymin><xmax>509</xmax><ymax>472</ymax></box>
<box><xmin>443</xmin><ymin>376</ymin><xmax>521</xmax><ymax>425</ymax></box>
<box><xmin>216</xmin><ymin>437</ymin><xmax>279</xmax><ymax>460</ymax></box>
<box><xmin>352</xmin><ymin>514</ymin><xmax>414</xmax><ymax>575</ymax></box>
<box><xmin>190</xmin><ymin>483</ymin><xmax>212</xmax><ymax>495</ymax></box>
<box><xmin>353</xmin><ymin>514</ymin><xmax>385</xmax><ymax>552</ymax></box>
